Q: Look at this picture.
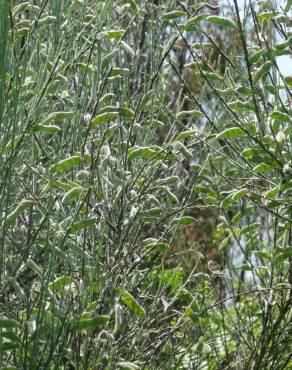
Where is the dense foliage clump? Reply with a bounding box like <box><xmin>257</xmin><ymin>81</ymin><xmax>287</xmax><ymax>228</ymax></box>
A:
<box><xmin>0</xmin><ymin>0</ymin><xmax>291</xmax><ymax>369</ymax></box>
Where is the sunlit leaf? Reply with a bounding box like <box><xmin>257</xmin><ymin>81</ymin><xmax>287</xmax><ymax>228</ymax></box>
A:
<box><xmin>206</xmin><ymin>15</ymin><xmax>237</xmax><ymax>29</ymax></box>
<box><xmin>121</xmin><ymin>291</ymin><xmax>146</xmax><ymax>318</ymax></box>
<box><xmin>216</xmin><ymin>127</ymin><xmax>246</xmax><ymax>139</ymax></box>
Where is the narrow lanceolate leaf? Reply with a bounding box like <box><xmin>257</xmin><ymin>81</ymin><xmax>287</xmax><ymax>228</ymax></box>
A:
<box><xmin>42</xmin><ymin>111</ymin><xmax>74</xmax><ymax>124</ymax></box>
<box><xmin>162</xmin><ymin>10</ymin><xmax>186</xmax><ymax>20</ymax></box>
<box><xmin>5</xmin><ymin>200</ymin><xmax>32</xmax><ymax>225</ymax></box>
<box><xmin>127</xmin><ymin>0</ymin><xmax>138</xmax><ymax>13</ymax></box>
<box><xmin>253</xmin><ymin>163</ymin><xmax>274</xmax><ymax>172</ymax></box>
<box><xmin>51</xmin><ymin>156</ymin><xmax>82</xmax><ymax>173</ymax></box>
<box><xmin>271</xmin><ymin>111</ymin><xmax>292</xmax><ymax>123</ymax></box>
<box><xmin>106</xmin><ymin>30</ymin><xmax>124</xmax><ymax>39</ymax></box>
<box><xmin>140</xmin><ymin>207</ymin><xmax>161</xmax><ymax>218</ymax></box>
<box><xmin>236</xmin><ymin>86</ymin><xmax>254</xmax><ymax>96</ymax></box>
<box><xmin>121</xmin><ymin>291</ymin><xmax>146</xmax><ymax>318</ymax></box>
<box><xmin>232</xmin><ymin>189</ymin><xmax>247</xmax><ymax>201</ymax></box>
<box><xmin>0</xmin><ymin>318</ymin><xmax>20</xmax><ymax>329</ymax></box>
<box><xmin>176</xmin><ymin>130</ymin><xmax>197</xmax><ymax>141</ymax></box>
<box><xmin>68</xmin><ymin>218</ymin><xmax>97</xmax><ymax>234</ymax></box>
<box><xmin>62</xmin><ymin>187</ymin><xmax>84</xmax><ymax>205</ymax></box>
<box><xmin>250</xmin><ymin>49</ymin><xmax>265</xmax><ymax>64</ymax></box>
<box><xmin>171</xmin><ymin>216</ymin><xmax>196</xmax><ymax>225</ymax></box>
<box><xmin>38</xmin><ymin>15</ymin><xmax>57</xmax><ymax>26</ymax></box>
<box><xmin>222</xmin><ymin>189</ymin><xmax>247</xmax><ymax>208</ymax></box>
<box><xmin>176</xmin><ymin>110</ymin><xmax>203</xmax><ymax>119</ymax></box>
<box><xmin>26</xmin><ymin>259</ymin><xmax>43</xmax><ymax>277</ymax></box>
<box><xmin>116</xmin><ymin>362</ymin><xmax>139</xmax><ymax>370</ymax></box>
<box><xmin>216</xmin><ymin>127</ymin><xmax>246</xmax><ymax>139</ymax></box>
<box><xmin>101</xmin><ymin>106</ymin><xmax>134</xmax><ymax>119</ymax></box>
<box><xmin>184</xmin><ymin>14</ymin><xmax>208</xmax><ymax>30</ymax></box>
<box><xmin>156</xmin><ymin>176</ymin><xmax>178</xmax><ymax>186</ymax></box>
<box><xmin>284</xmin><ymin>76</ymin><xmax>292</xmax><ymax>87</ymax></box>
<box><xmin>0</xmin><ymin>342</ymin><xmax>20</xmax><ymax>352</ymax></box>
<box><xmin>74</xmin><ymin>315</ymin><xmax>110</xmax><ymax>330</ymax></box>
<box><xmin>253</xmin><ymin>61</ymin><xmax>272</xmax><ymax>83</ymax></box>
<box><xmin>264</xmin><ymin>185</ymin><xmax>279</xmax><ymax>199</ymax></box>
<box><xmin>8</xmin><ymin>278</ymin><xmax>25</xmax><ymax>299</ymax></box>
<box><xmin>206</xmin><ymin>16</ymin><xmax>237</xmax><ymax>29</ymax></box>
<box><xmin>128</xmin><ymin>147</ymin><xmax>160</xmax><ymax>161</ymax></box>
<box><xmin>101</xmin><ymin>49</ymin><xmax>118</xmax><ymax>69</ymax></box>
<box><xmin>32</xmin><ymin>124</ymin><xmax>61</xmax><ymax>134</ymax></box>
<box><xmin>90</xmin><ymin>112</ymin><xmax>118</xmax><ymax>126</ymax></box>
<box><xmin>173</xmin><ymin>141</ymin><xmax>192</xmax><ymax>160</ymax></box>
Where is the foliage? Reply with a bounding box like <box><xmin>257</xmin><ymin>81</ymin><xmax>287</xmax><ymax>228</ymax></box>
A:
<box><xmin>0</xmin><ymin>0</ymin><xmax>291</xmax><ymax>369</ymax></box>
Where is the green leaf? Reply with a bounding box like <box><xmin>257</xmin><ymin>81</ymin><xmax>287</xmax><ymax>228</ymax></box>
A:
<box><xmin>140</xmin><ymin>207</ymin><xmax>161</xmax><ymax>219</ymax></box>
<box><xmin>76</xmin><ymin>62</ymin><xmax>94</xmax><ymax>73</ymax></box>
<box><xmin>253</xmin><ymin>61</ymin><xmax>272</xmax><ymax>83</ymax></box>
<box><xmin>161</xmin><ymin>186</ymin><xmax>179</xmax><ymax>204</ymax></box>
<box><xmin>275</xmin><ymin>36</ymin><xmax>292</xmax><ymax>51</ymax></box>
<box><xmin>285</xmin><ymin>0</ymin><xmax>292</xmax><ymax>12</ymax></box>
<box><xmin>206</xmin><ymin>15</ymin><xmax>237</xmax><ymax>29</ymax></box>
<box><xmin>228</xmin><ymin>100</ymin><xmax>254</xmax><ymax>111</ymax></box>
<box><xmin>26</xmin><ymin>259</ymin><xmax>43</xmax><ymax>277</ymax></box>
<box><xmin>100</xmin><ymin>106</ymin><xmax>134</xmax><ymax>119</ymax></box>
<box><xmin>0</xmin><ymin>331</ymin><xmax>20</xmax><ymax>342</ymax></box>
<box><xmin>90</xmin><ymin>112</ymin><xmax>118</xmax><ymax>126</ymax></box>
<box><xmin>49</xmin><ymin>276</ymin><xmax>72</xmax><ymax>290</ymax></box>
<box><xmin>184</xmin><ymin>14</ymin><xmax>208</xmax><ymax>30</ymax></box>
<box><xmin>232</xmin><ymin>189</ymin><xmax>248</xmax><ymax>201</ymax></box>
<box><xmin>32</xmin><ymin>124</ymin><xmax>61</xmax><ymax>134</ymax></box>
<box><xmin>38</xmin><ymin>15</ymin><xmax>57</xmax><ymax>26</ymax></box>
<box><xmin>42</xmin><ymin>111</ymin><xmax>74</xmax><ymax>124</ymax></box>
<box><xmin>176</xmin><ymin>110</ymin><xmax>203</xmax><ymax>119</ymax></box>
<box><xmin>62</xmin><ymin>187</ymin><xmax>84</xmax><ymax>205</ymax></box>
<box><xmin>235</xmin><ymin>86</ymin><xmax>254</xmax><ymax>96</ymax></box>
<box><xmin>258</xmin><ymin>11</ymin><xmax>275</xmax><ymax>23</ymax></box>
<box><xmin>126</xmin><ymin>0</ymin><xmax>138</xmax><ymax>13</ymax></box>
<box><xmin>101</xmin><ymin>50</ymin><xmax>118</xmax><ymax>69</ymax></box>
<box><xmin>176</xmin><ymin>130</ymin><xmax>197</xmax><ymax>141</ymax></box>
<box><xmin>171</xmin><ymin>216</ymin><xmax>196</xmax><ymax>225</ymax></box>
<box><xmin>106</xmin><ymin>30</ymin><xmax>124</xmax><ymax>39</ymax></box>
<box><xmin>68</xmin><ymin>218</ymin><xmax>97</xmax><ymax>234</ymax></box>
<box><xmin>116</xmin><ymin>362</ymin><xmax>139</xmax><ymax>370</ymax></box>
<box><xmin>74</xmin><ymin>315</ymin><xmax>110</xmax><ymax>330</ymax></box>
<box><xmin>271</xmin><ymin>111</ymin><xmax>291</xmax><ymax>123</ymax></box>
<box><xmin>5</xmin><ymin>200</ymin><xmax>33</xmax><ymax>226</ymax></box>
<box><xmin>128</xmin><ymin>147</ymin><xmax>157</xmax><ymax>161</ymax></box>
<box><xmin>241</xmin><ymin>148</ymin><xmax>263</xmax><ymax>158</ymax></box>
<box><xmin>253</xmin><ymin>163</ymin><xmax>275</xmax><ymax>172</ymax></box>
<box><xmin>222</xmin><ymin>189</ymin><xmax>247</xmax><ymax>208</ymax></box>
<box><xmin>275</xmin><ymin>249</ymin><xmax>292</xmax><ymax>264</ymax></box>
<box><xmin>173</xmin><ymin>141</ymin><xmax>192</xmax><ymax>160</ymax></box>
<box><xmin>121</xmin><ymin>291</ymin><xmax>146</xmax><ymax>318</ymax></box>
<box><xmin>0</xmin><ymin>342</ymin><xmax>19</xmax><ymax>353</ymax></box>
<box><xmin>219</xmin><ymin>236</ymin><xmax>231</xmax><ymax>250</ymax></box>
<box><xmin>156</xmin><ymin>176</ymin><xmax>178</xmax><ymax>186</ymax></box>
<box><xmin>264</xmin><ymin>185</ymin><xmax>279</xmax><ymax>199</ymax></box>
<box><xmin>51</xmin><ymin>156</ymin><xmax>82</xmax><ymax>173</ymax></box>
<box><xmin>284</xmin><ymin>76</ymin><xmax>292</xmax><ymax>87</ymax></box>
<box><xmin>120</xmin><ymin>41</ymin><xmax>136</xmax><ymax>57</ymax></box>
<box><xmin>250</xmin><ymin>49</ymin><xmax>265</xmax><ymax>64</ymax></box>
<box><xmin>162</xmin><ymin>10</ymin><xmax>186</xmax><ymax>20</ymax></box>
<box><xmin>144</xmin><ymin>118</ymin><xmax>165</xmax><ymax>127</ymax></box>
<box><xmin>0</xmin><ymin>319</ymin><xmax>20</xmax><ymax>329</ymax></box>
<box><xmin>232</xmin><ymin>211</ymin><xmax>243</xmax><ymax>224</ymax></box>
<box><xmin>216</xmin><ymin>127</ymin><xmax>246</xmax><ymax>139</ymax></box>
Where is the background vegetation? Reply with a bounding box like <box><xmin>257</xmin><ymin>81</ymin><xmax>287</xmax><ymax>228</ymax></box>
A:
<box><xmin>0</xmin><ymin>0</ymin><xmax>291</xmax><ymax>368</ymax></box>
